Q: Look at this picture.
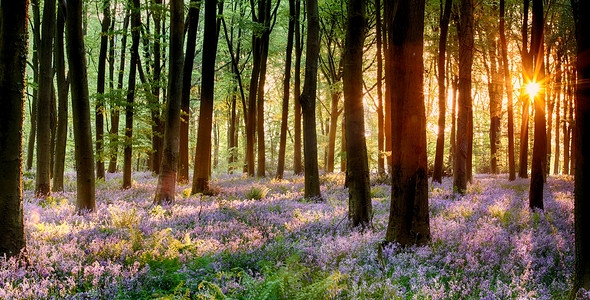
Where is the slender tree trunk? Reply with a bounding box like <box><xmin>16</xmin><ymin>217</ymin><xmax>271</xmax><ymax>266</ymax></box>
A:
<box><xmin>376</xmin><ymin>0</ymin><xmax>384</xmax><ymax>174</ymax></box>
<box><xmin>293</xmin><ymin>0</ymin><xmax>303</xmax><ymax>175</ymax></box>
<box><xmin>95</xmin><ymin>0</ymin><xmax>110</xmax><ymax>180</ymax></box>
<box><xmin>53</xmin><ymin>4</ymin><xmax>68</xmax><ymax>192</ymax></box>
<box><xmin>453</xmin><ymin>0</ymin><xmax>474</xmax><ymax>193</ymax></box>
<box><xmin>108</xmin><ymin>11</ymin><xmax>130</xmax><ymax>173</ymax></box>
<box><xmin>277</xmin><ymin>0</ymin><xmax>295</xmax><ymax>179</ymax></box>
<box><xmin>500</xmin><ymin>0</ymin><xmax>515</xmax><ymax>180</ymax></box>
<box><xmin>192</xmin><ymin>0</ymin><xmax>221</xmax><ymax>193</ymax></box>
<box><xmin>257</xmin><ymin>25</ymin><xmax>271</xmax><ymax>177</ymax></box>
<box><xmin>433</xmin><ymin>0</ymin><xmax>452</xmax><ymax>183</ymax></box>
<box><xmin>27</xmin><ymin>0</ymin><xmax>41</xmax><ymax>171</ymax></box>
<box><xmin>0</xmin><ymin>0</ymin><xmax>29</xmax><ymax>258</ymax></box>
<box><xmin>65</xmin><ymin>0</ymin><xmax>96</xmax><ymax>210</ymax></box>
<box><xmin>529</xmin><ymin>0</ymin><xmax>546</xmax><ymax>210</ymax></box>
<box><xmin>344</xmin><ymin>0</ymin><xmax>372</xmax><ymax>227</ymax></box>
<box><xmin>385</xmin><ymin>0</ymin><xmax>429</xmax><ymax>246</ymax></box>
<box><xmin>326</xmin><ymin>92</ymin><xmax>341</xmax><ymax>173</ymax></box>
<box><xmin>519</xmin><ymin>0</ymin><xmax>532</xmax><ymax>179</ymax></box>
<box><xmin>178</xmin><ymin>0</ymin><xmax>201</xmax><ymax>183</ymax></box>
<box><xmin>554</xmin><ymin>49</ymin><xmax>563</xmax><ymax>175</ymax></box>
<box><xmin>300</xmin><ymin>0</ymin><xmax>322</xmax><ymax>200</ymax></box>
<box><xmin>36</xmin><ymin>0</ymin><xmax>56</xmax><ymax>197</ymax></box>
<box><xmin>150</xmin><ymin>0</ymin><xmax>163</xmax><ymax>175</ymax></box>
<box><xmin>564</xmin><ymin>78</ymin><xmax>571</xmax><ymax>175</ymax></box>
<box><xmin>122</xmin><ymin>0</ymin><xmax>140</xmax><ymax>189</ymax></box>
<box><xmin>448</xmin><ymin>76</ymin><xmax>457</xmax><ymax>168</ymax></box>
<box><xmin>154</xmin><ymin>0</ymin><xmax>184</xmax><ymax>204</ymax></box>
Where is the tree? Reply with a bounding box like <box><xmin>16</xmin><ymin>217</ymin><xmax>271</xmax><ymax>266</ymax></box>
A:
<box><xmin>0</xmin><ymin>0</ymin><xmax>29</xmax><ymax>258</ymax></box>
<box><xmin>519</xmin><ymin>0</ymin><xmax>532</xmax><ymax>179</ymax></box>
<box><xmin>453</xmin><ymin>0</ymin><xmax>474</xmax><ymax>194</ymax></box>
<box><xmin>293</xmin><ymin>0</ymin><xmax>303</xmax><ymax>175</ymax></box>
<box><xmin>277</xmin><ymin>0</ymin><xmax>296</xmax><ymax>179</ymax></box>
<box><xmin>95</xmin><ymin>0</ymin><xmax>110</xmax><ymax>180</ymax></box>
<box><xmin>528</xmin><ymin>0</ymin><xmax>546</xmax><ymax>210</ymax></box>
<box><xmin>385</xmin><ymin>0</ymin><xmax>430</xmax><ymax>246</ymax></box>
<box><xmin>191</xmin><ymin>0</ymin><xmax>221</xmax><ymax>194</ymax></box>
<box><xmin>36</xmin><ymin>0</ymin><xmax>56</xmax><ymax>197</ymax></box>
<box><xmin>154</xmin><ymin>0</ymin><xmax>184</xmax><ymax>204</ymax></box>
<box><xmin>432</xmin><ymin>0</ymin><xmax>452</xmax><ymax>183</ymax></box>
<box><xmin>53</xmin><ymin>3</ymin><xmax>69</xmax><ymax>192</ymax></box>
<box><xmin>178</xmin><ymin>0</ymin><xmax>201</xmax><ymax>183</ymax></box>
<box><xmin>122</xmin><ymin>0</ymin><xmax>141</xmax><ymax>189</ymax></box>
<box><xmin>571</xmin><ymin>1</ymin><xmax>590</xmax><ymax>296</ymax></box>
<box><xmin>500</xmin><ymin>0</ymin><xmax>516</xmax><ymax>181</ymax></box>
<box><xmin>65</xmin><ymin>0</ymin><xmax>96</xmax><ymax>211</ymax></box>
<box><xmin>27</xmin><ymin>0</ymin><xmax>41</xmax><ymax>171</ymax></box>
<box><xmin>300</xmin><ymin>0</ymin><xmax>322</xmax><ymax>200</ymax></box>
<box><xmin>343</xmin><ymin>0</ymin><xmax>372</xmax><ymax>227</ymax></box>
<box><xmin>375</xmin><ymin>0</ymin><xmax>384</xmax><ymax>174</ymax></box>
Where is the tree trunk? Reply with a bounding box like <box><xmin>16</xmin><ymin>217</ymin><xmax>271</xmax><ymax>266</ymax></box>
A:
<box><xmin>500</xmin><ymin>0</ymin><xmax>515</xmax><ymax>180</ymax></box>
<box><xmin>554</xmin><ymin>48</ymin><xmax>563</xmax><ymax>175</ymax></box>
<box><xmin>376</xmin><ymin>0</ymin><xmax>384</xmax><ymax>174</ymax></box>
<box><xmin>326</xmin><ymin>92</ymin><xmax>341</xmax><ymax>173</ymax></box>
<box><xmin>448</xmin><ymin>76</ymin><xmax>457</xmax><ymax>168</ymax></box>
<box><xmin>122</xmin><ymin>0</ymin><xmax>140</xmax><ymax>189</ymax></box>
<box><xmin>570</xmin><ymin>0</ymin><xmax>590</xmax><ymax>296</ymax></box>
<box><xmin>257</xmin><ymin>25</ymin><xmax>271</xmax><ymax>177</ymax></box>
<box><xmin>293</xmin><ymin>0</ymin><xmax>303</xmax><ymax>175</ymax></box>
<box><xmin>300</xmin><ymin>0</ymin><xmax>322</xmax><ymax>200</ymax></box>
<box><xmin>53</xmin><ymin>4</ymin><xmax>68</xmax><ymax>192</ymax></box>
<box><xmin>27</xmin><ymin>0</ymin><xmax>41</xmax><ymax>171</ymax></box>
<box><xmin>95</xmin><ymin>0</ymin><xmax>110</xmax><ymax>180</ymax></box>
<box><xmin>519</xmin><ymin>0</ymin><xmax>532</xmax><ymax>179</ymax></box>
<box><xmin>178</xmin><ymin>0</ymin><xmax>201</xmax><ymax>183</ymax></box>
<box><xmin>453</xmin><ymin>0</ymin><xmax>474</xmax><ymax>194</ymax></box>
<box><xmin>385</xmin><ymin>0</ymin><xmax>429</xmax><ymax>246</ymax></box>
<box><xmin>150</xmin><ymin>0</ymin><xmax>163</xmax><ymax>175</ymax></box>
<box><xmin>432</xmin><ymin>0</ymin><xmax>452</xmax><ymax>183</ymax></box>
<box><xmin>108</xmin><ymin>11</ymin><xmax>129</xmax><ymax>173</ymax></box>
<box><xmin>65</xmin><ymin>0</ymin><xmax>96</xmax><ymax>211</ymax></box>
<box><xmin>191</xmin><ymin>0</ymin><xmax>221</xmax><ymax>193</ymax></box>
<box><xmin>36</xmin><ymin>0</ymin><xmax>56</xmax><ymax>197</ymax></box>
<box><xmin>0</xmin><ymin>0</ymin><xmax>29</xmax><ymax>258</ymax></box>
<box><xmin>154</xmin><ymin>0</ymin><xmax>184</xmax><ymax>204</ymax></box>
<box><xmin>529</xmin><ymin>0</ymin><xmax>546</xmax><ymax>210</ymax></box>
<box><xmin>277</xmin><ymin>0</ymin><xmax>295</xmax><ymax>179</ymax></box>
<box><xmin>344</xmin><ymin>0</ymin><xmax>372</xmax><ymax>227</ymax></box>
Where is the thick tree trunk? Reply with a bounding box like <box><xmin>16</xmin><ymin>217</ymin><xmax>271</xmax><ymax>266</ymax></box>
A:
<box><xmin>500</xmin><ymin>0</ymin><xmax>515</xmax><ymax>180</ymax></box>
<box><xmin>53</xmin><ymin>5</ymin><xmax>68</xmax><ymax>192</ymax></box>
<box><xmin>65</xmin><ymin>0</ymin><xmax>96</xmax><ymax>211</ymax></box>
<box><xmin>432</xmin><ymin>0</ymin><xmax>452</xmax><ymax>183</ymax></box>
<box><xmin>257</xmin><ymin>28</ymin><xmax>271</xmax><ymax>177</ymax></box>
<box><xmin>178</xmin><ymin>0</ymin><xmax>201</xmax><ymax>183</ymax></box>
<box><xmin>385</xmin><ymin>0</ymin><xmax>429</xmax><ymax>246</ymax></box>
<box><xmin>122</xmin><ymin>0</ymin><xmax>140</xmax><ymax>189</ymax></box>
<box><xmin>300</xmin><ymin>0</ymin><xmax>322</xmax><ymax>200</ymax></box>
<box><xmin>36</xmin><ymin>0</ymin><xmax>56</xmax><ymax>197</ymax></box>
<box><xmin>277</xmin><ymin>0</ymin><xmax>295</xmax><ymax>179</ymax></box>
<box><xmin>344</xmin><ymin>0</ymin><xmax>372</xmax><ymax>227</ymax></box>
<box><xmin>293</xmin><ymin>0</ymin><xmax>303</xmax><ymax>175</ymax></box>
<box><xmin>95</xmin><ymin>0</ymin><xmax>110</xmax><ymax>180</ymax></box>
<box><xmin>570</xmin><ymin>0</ymin><xmax>590</xmax><ymax>296</ymax></box>
<box><xmin>0</xmin><ymin>0</ymin><xmax>29</xmax><ymax>258</ymax></box>
<box><xmin>154</xmin><ymin>0</ymin><xmax>184</xmax><ymax>204</ymax></box>
<box><xmin>529</xmin><ymin>0</ymin><xmax>546</xmax><ymax>210</ymax></box>
<box><xmin>453</xmin><ymin>0</ymin><xmax>474</xmax><ymax>193</ymax></box>
<box><xmin>191</xmin><ymin>0</ymin><xmax>221</xmax><ymax>194</ymax></box>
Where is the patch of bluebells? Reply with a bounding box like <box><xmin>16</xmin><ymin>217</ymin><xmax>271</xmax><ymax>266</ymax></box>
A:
<box><xmin>0</xmin><ymin>171</ymin><xmax>575</xmax><ymax>298</ymax></box>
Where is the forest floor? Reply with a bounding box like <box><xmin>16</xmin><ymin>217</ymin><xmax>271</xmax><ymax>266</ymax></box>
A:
<box><xmin>0</xmin><ymin>171</ymin><xmax>575</xmax><ymax>299</ymax></box>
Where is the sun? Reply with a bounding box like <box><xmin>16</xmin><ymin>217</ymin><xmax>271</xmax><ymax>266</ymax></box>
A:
<box><xmin>525</xmin><ymin>81</ymin><xmax>541</xmax><ymax>100</ymax></box>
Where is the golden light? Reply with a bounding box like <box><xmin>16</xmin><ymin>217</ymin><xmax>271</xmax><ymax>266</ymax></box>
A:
<box><xmin>525</xmin><ymin>81</ymin><xmax>541</xmax><ymax>100</ymax></box>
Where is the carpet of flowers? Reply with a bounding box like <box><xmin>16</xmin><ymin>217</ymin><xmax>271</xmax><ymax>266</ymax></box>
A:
<box><xmin>0</xmin><ymin>171</ymin><xmax>575</xmax><ymax>299</ymax></box>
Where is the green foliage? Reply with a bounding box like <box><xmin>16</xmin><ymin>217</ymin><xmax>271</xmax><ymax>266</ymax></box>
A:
<box><xmin>245</xmin><ymin>185</ymin><xmax>270</xmax><ymax>200</ymax></box>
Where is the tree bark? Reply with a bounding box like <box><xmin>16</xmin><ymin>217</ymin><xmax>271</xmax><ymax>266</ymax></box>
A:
<box><xmin>95</xmin><ymin>0</ymin><xmax>110</xmax><ymax>180</ymax></box>
<box><xmin>453</xmin><ymin>0</ymin><xmax>474</xmax><ymax>194</ymax></box>
<box><xmin>0</xmin><ymin>0</ymin><xmax>29</xmax><ymax>258</ymax></box>
<box><xmin>191</xmin><ymin>0</ymin><xmax>221</xmax><ymax>193</ymax></box>
<box><xmin>376</xmin><ymin>0</ymin><xmax>384</xmax><ymax>174</ymax></box>
<box><xmin>150</xmin><ymin>0</ymin><xmax>163</xmax><ymax>175</ymax></box>
<box><xmin>432</xmin><ymin>0</ymin><xmax>452</xmax><ymax>183</ymax></box>
<box><xmin>519</xmin><ymin>0</ymin><xmax>532</xmax><ymax>179</ymax></box>
<box><xmin>27</xmin><ymin>0</ymin><xmax>41</xmax><ymax>171</ymax></box>
<box><xmin>344</xmin><ymin>0</ymin><xmax>372</xmax><ymax>227</ymax></box>
<box><xmin>294</xmin><ymin>0</ymin><xmax>303</xmax><ymax>175</ymax></box>
<box><xmin>554</xmin><ymin>48</ymin><xmax>563</xmax><ymax>175</ymax></box>
<box><xmin>500</xmin><ymin>0</ymin><xmax>515</xmax><ymax>180</ymax></box>
<box><xmin>65</xmin><ymin>0</ymin><xmax>96</xmax><ymax>211</ymax></box>
<box><xmin>529</xmin><ymin>0</ymin><xmax>546</xmax><ymax>210</ymax></box>
<box><xmin>178</xmin><ymin>0</ymin><xmax>201</xmax><ymax>183</ymax></box>
<box><xmin>385</xmin><ymin>0</ymin><xmax>430</xmax><ymax>246</ymax></box>
<box><xmin>154</xmin><ymin>0</ymin><xmax>184</xmax><ymax>204</ymax></box>
<box><xmin>36</xmin><ymin>0</ymin><xmax>56</xmax><ymax>197</ymax></box>
<box><xmin>53</xmin><ymin>4</ymin><xmax>68</xmax><ymax>192</ymax></box>
<box><xmin>300</xmin><ymin>0</ymin><xmax>322</xmax><ymax>200</ymax></box>
<box><xmin>277</xmin><ymin>0</ymin><xmax>296</xmax><ymax>179</ymax></box>
<box><xmin>122</xmin><ymin>0</ymin><xmax>140</xmax><ymax>189</ymax></box>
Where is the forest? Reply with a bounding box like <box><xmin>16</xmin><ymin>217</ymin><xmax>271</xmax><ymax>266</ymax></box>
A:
<box><xmin>1</xmin><ymin>0</ymin><xmax>590</xmax><ymax>298</ymax></box>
